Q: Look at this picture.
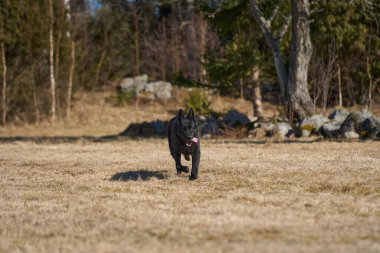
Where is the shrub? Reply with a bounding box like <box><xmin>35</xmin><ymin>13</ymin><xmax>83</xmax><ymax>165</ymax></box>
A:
<box><xmin>184</xmin><ymin>88</ymin><xmax>212</xmax><ymax>116</ymax></box>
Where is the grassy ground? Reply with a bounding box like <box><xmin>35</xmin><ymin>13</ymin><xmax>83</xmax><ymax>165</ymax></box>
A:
<box><xmin>1</xmin><ymin>139</ymin><xmax>379</xmax><ymax>253</ymax></box>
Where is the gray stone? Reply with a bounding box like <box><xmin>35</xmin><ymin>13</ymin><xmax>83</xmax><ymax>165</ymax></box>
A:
<box><xmin>273</xmin><ymin>122</ymin><xmax>292</xmax><ymax>138</ymax></box>
<box><xmin>119</xmin><ymin>78</ymin><xmax>135</xmax><ymax>93</ymax></box>
<box><xmin>319</xmin><ymin>121</ymin><xmax>342</xmax><ymax>138</ymax></box>
<box><xmin>300</xmin><ymin>114</ymin><xmax>329</xmax><ymax>135</ymax></box>
<box><xmin>343</xmin><ymin>131</ymin><xmax>359</xmax><ymax>139</ymax></box>
<box><xmin>328</xmin><ymin>109</ymin><xmax>349</xmax><ymax>122</ymax></box>
<box><xmin>302</xmin><ymin>130</ymin><xmax>311</xmax><ymax>137</ymax></box>
<box><xmin>119</xmin><ymin>75</ymin><xmax>173</xmax><ymax>100</ymax></box>
<box><xmin>200</xmin><ymin>118</ymin><xmax>224</xmax><ymax>136</ymax></box>
<box><xmin>202</xmin><ymin>133</ymin><xmax>212</xmax><ymax>139</ymax></box>
<box><xmin>134</xmin><ymin>74</ymin><xmax>148</xmax><ymax>89</ymax></box>
<box><xmin>119</xmin><ymin>74</ymin><xmax>148</xmax><ymax>93</ymax></box>
<box><xmin>223</xmin><ymin>110</ymin><xmax>250</xmax><ymax>127</ymax></box>
<box><xmin>339</xmin><ymin>111</ymin><xmax>373</xmax><ymax>135</ymax></box>
<box><xmin>259</xmin><ymin>122</ymin><xmax>275</xmax><ymax>133</ymax></box>
<box><xmin>358</xmin><ymin>116</ymin><xmax>380</xmax><ymax>139</ymax></box>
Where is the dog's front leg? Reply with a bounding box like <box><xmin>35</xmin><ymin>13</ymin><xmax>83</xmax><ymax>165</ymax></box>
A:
<box><xmin>189</xmin><ymin>148</ymin><xmax>200</xmax><ymax>180</ymax></box>
<box><xmin>173</xmin><ymin>152</ymin><xmax>189</xmax><ymax>174</ymax></box>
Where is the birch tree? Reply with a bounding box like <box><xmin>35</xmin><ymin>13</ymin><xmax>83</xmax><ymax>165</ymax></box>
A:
<box><xmin>48</xmin><ymin>0</ymin><xmax>57</xmax><ymax>122</ymax></box>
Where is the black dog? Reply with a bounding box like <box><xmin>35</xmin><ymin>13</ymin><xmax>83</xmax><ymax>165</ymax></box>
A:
<box><xmin>168</xmin><ymin>108</ymin><xmax>201</xmax><ymax>180</ymax></box>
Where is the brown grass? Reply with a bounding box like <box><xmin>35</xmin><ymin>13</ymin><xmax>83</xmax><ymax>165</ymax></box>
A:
<box><xmin>1</xmin><ymin>139</ymin><xmax>380</xmax><ymax>253</ymax></box>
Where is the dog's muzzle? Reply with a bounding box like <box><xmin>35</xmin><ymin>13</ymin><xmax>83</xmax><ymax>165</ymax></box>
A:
<box><xmin>186</xmin><ymin>137</ymin><xmax>198</xmax><ymax>146</ymax></box>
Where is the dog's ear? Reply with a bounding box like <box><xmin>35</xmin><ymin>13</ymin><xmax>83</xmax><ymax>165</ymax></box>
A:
<box><xmin>187</xmin><ymin>108</ymin><xmax>195</xmax><ymax>120</ymax></box>
<box><xmin>178</xmin><ymin>109</ymin><xmax>184</xmax><ymax>119</ymax></box>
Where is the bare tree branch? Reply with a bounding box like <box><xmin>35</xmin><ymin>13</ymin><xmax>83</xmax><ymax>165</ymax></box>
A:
<box><xmin>277</xmin><ymin>13</ymin><xmax>291</xmax><ymax>39</ymax></box>
<box><xmin>250</xmin><ymin>0</ymin><xmax>272</xmax><ymax>35</ymax></box>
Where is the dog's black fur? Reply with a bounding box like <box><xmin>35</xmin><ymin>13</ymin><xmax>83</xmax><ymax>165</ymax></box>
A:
<box><xmin>168</xmin><ymin>108</ymin><xmax>201</xmax><ymax>180</ymax></box>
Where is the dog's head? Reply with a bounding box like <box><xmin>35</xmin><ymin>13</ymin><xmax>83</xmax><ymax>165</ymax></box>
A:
<box><xmin>176</xmin><ymin>108</ymin><xmax>198</xmax><ymax>146</ymax></box>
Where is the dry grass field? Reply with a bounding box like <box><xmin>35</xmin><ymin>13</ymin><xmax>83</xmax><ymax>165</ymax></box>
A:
<box><xmin>1</xmin><ymin>139</ymin><xmax>379</xmax><ymax>253</ymax></box>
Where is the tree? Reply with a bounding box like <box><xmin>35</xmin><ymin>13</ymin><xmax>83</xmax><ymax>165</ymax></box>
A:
<box><xmin>287</xmin><ymin>0</ymin><xmax>314</xmax><ymax>118</ymax></box>
<box><xmin>0</xmin><ymin>1</ymin><xmax>6</xmax><ymax>125</ymax></box>
<box><xmin>310</xmin><ymin>0</ymin><xmax>380</xmax><ymax>108</ymax></box>
<box><xmin>48</xmin><ymin>0</ymin><xmax>57</xmax><ymax>122</ymax></box>
<box><xmin>250</xmin><ymin>0</ymin><xmax>315</xmax><ymax>118</ymax></box>
<box><xmin>1</xmin><ymin>43</ymin><xmax>6</xmax><ymax>125</ymax></box>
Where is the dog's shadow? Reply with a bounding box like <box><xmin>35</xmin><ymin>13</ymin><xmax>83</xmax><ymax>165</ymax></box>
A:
<box><xmin>110</xmin><ymin>170</ymin><xmax>168</xmax><ymax>182</ymax></box>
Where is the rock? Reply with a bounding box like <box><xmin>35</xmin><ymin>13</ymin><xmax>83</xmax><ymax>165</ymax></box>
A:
<box><xmin>119</xmin><ymin>78</ymin><xmax>135</xmax><ymax>93</ymax></box>
<box><xmin>202</xmin><ymin>133</ymin><xmax>212</xmax><ymax>139</ymax></box>
<box><xmin>319</xmin><ymin>121</ymin><xmax>342</xmax><ymax>138</ymax></box>
<box><xmin>273</xmin><ymin>122</ymin><xmax>292</xmax><ymax>138</ymax></box>
<box><xmin>156</xmin><ymin>90</ymin><xmax>172</xmax><ymax>100</ymax></box>
<box><xmin>343</xmin><ymin>131</ymin><xmax>359</xmax><ymax>139</ymax></box>
<box><xmin>152</xmin><ymin>120</ymin><xmax>167</xmax><ymax>135</ymax></box>
<box><xmin>358</xmin><ymin>116</ymin><xmax>380</xmax><ymax>139</ymax></box>
<box><xmin>120</xmin><ymin>120</ymin><xmax>168</xmax><ymax>137</ymax></box>
<box><xmin>200</xmin><ymin>118</ymin><xmax>225</xmax><ymax>136</ymax></box>
<box><xmin>134</xmin><ymin>74</ymin><xmax>149</xmax><ymax>90</ymax></box>
<box><xmin>299</xmin><ymin>114</ymin><xmax>329</xmax><ymax>136</ymax></box>
<box><xmin>223</xmin><ymin>110</ymin><xmax>250</xmax><ymax>127</ymax></box>
<box><xmin>248</xmin><ymin>128</ymin><xmax>266</xmax><ymax>139</ymax></box>
<box><xmin>119</xmin><ymin>75</ymin><xmax>173</xmax><ymax>100</ymax></box>
<box><xmin>248</xmin><ymin>116</ymin><xmax>258</xmax><ymax>122</ymax></box>
<box><xmin>140</xmin><ymin>81</ymin><xmax>173</xmax><ymax>100</ymax></box>
<box><xmin>259</xmin><ymin>121</ymin><xmax>275</xmax><ymax>133</ymax></box>
<box><xmin>339</xmin><ymin>111</ymin><xmax>372</xmax><ymax>135</ymax></box>
<box><xmin>328</xmin><ymin>109</ymin><xmax>349</xmax><ymax>122</ymax></box>
<box><xmin>302</xmin><ymin>130</ymin><xmax>311</xmax><ymax>137</ymax></box>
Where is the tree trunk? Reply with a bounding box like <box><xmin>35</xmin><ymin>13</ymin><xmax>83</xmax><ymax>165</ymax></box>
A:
<box><xmin>337</xmin><ymin>63</ymin><xmax>342</xmax><ymax>107</ymax></box>
<box><xmin>95</xmin><ymin>50</ymin><xmax>106</xmax><ymax>86</ymax></box>
<box><xmin>239</xmin><ymin>77</ymin><xmax>244</xmax><ymax>99</ymax></box>
<box><xmin>133</xmin><ymin>8</ymin><xmax>140</xmax><ymax>76</ymax></box>
<box><xmin>67</xmin><ymin>40</ymin><xmax>75</xmax><ymax>120</ymax></box>
<box><xmin>198</xmin><ymin>15</ymin><xmax>208</xmax><ymax>83</ymax></box>
<box><xmin>1</xmin><ymin>43</ymin><xmax>6</xmax><ymax>125</ymax></box>
<box><xmin>288</xmin><ymin>0</ymin><xmax>315</xmax><ymax>118</ymax></box>
<box><xmin>272</xmin><ymin>43</ymin><xmax>288</xmax><ymax>104</ymax></box>
<box><xmin>250</xmin><ymin>1</ymin><xmax>290</xmax><ymax>107</ymax></box>
<box><xmin>366</xmin><ymin>55</ymin><xmax>373</xmax><ymax>111</ymax></box>
<box><xmin>252</xmin><ymin>67</ymin><xmax>263</xmax><ymax>118</ymax></box>
<box><xmin>49</xmin><ymin>0</ymin><xmax>57</xmax><ymax>122</ymax></box>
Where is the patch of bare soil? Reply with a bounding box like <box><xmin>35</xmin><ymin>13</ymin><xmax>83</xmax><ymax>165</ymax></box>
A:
<box><xmin>0</xmin><ymin>139</ymin><xmax>379</xmax><ymax>253</ymax></box>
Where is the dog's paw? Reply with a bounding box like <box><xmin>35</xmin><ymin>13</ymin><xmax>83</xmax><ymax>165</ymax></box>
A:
<box><xmin>189</xmin><ymin>175</ymin><xmax>198</xmax><ymax>181</ymax></box>
<box><xmin>181</xmin><ymin>166</ymin><xmax>189</xmax><ymax>173</ymax></box>
<box><xmin>184</xmin><ymin>154</ymin><xmax>190</xmax><ymax>161</ymax></box>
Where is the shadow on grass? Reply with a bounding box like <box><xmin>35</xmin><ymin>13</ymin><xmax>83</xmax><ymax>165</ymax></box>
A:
<box><xmin>0</xmin><ymin>135</ymin><xmax>122</xmax><ymax>143</ymax></box>
<box><xmin>110</xmin><ymin>170</ymin><xmax>168</xmax><ymax>181</ymax></box>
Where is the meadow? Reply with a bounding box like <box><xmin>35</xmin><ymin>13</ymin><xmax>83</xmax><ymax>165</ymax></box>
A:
<box><xmin>1</xmin><ymin>138</ymin><xmax>379</xmax><ymax>253</ymax></box>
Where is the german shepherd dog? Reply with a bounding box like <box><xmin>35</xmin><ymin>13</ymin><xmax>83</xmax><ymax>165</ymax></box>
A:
<box><xmin>168</xmin><ymin>108</ymin><xmax>200</xmax><ymax>180</ymax></box>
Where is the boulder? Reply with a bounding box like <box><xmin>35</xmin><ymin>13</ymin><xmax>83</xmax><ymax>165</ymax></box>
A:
<box><xmin>358</xmin><ymin>116</ymin><xmax>380</xmax><ymax>139</ymax></box>
<box><xmin>120</xmin><ymin>120</ymin><xmax>168</xmax><ymax>137</ymax></box>
<box><xmin>299</xmin><ymin>114</ymin><xmax>329</xmax><ymax>136</ymax></box>
<box><xmin>328</xmin><ymin>109</ymin><xmax>349</xmax><ymax>122</ymax></box>
<box><xmin>223</xmin><ymin>110</ymin><xmax>250</xmax><ymax>127</ymax></box>
<box><xmin>258</xmin><ymin>121</ymin><xmax>275</xmax><ymax>133</ymax></box>
<box><xmin>134</xmin><ymin>74</ymin><xmax>149</xmax><ymax>91</ymax></box>
<box><xmin>141</xmin><ymin>81</ymin><xmax>172</xmax><ymax>100</ymax></box>
<box><xmin>200</xmin><ymin>118</ymin><xmax>225</xmax><ymax>137</ymax></box>
<box><xmin>119</xmin><ymin>75</ymin><xmax>173</xmax><ymax>100</ymax></box>
<box><xmin>339</xmin><ymin>111</ymin><xmax>372</xmax><ymax>136</ymax></box>
<box><xmin>343</xmin><ymin>131</ymin><xmax>359</xmax><ymax>139</ymax></box>
<box><xmin>319</xmin><ymin>121</ymin><xmax>342</xmax><ymax>138</ymax></box>
<box><xmin>273</xmin><ymin>122</ymin><xmax>292</xmax><ymax>138</ymax></box>
<box><xmin>119</xmin><ymin>78</ymin><xmax>135</xmax><ymax>93</ymax></box>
